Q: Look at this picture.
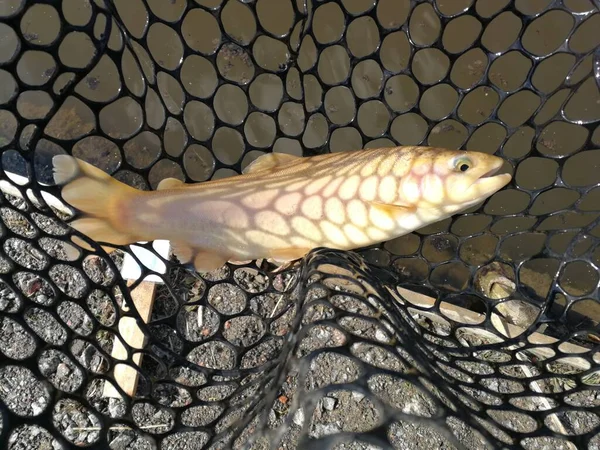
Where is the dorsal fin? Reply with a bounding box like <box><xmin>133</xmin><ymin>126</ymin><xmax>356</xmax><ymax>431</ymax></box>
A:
<box><xmin>157</xmin><ymin>177</ymin><xmax>185</xmax><ymax>190</ymax></box>
<box><xmin>242</xmin><ymin>152</ymin><xmax>301</xmax><ymax>175</ymax></box>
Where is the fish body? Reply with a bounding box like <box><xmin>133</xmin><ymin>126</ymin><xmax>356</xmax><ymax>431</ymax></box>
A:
<box><xmin>52</xmin><ymin>146</ymin><xmax>511</xmax><ymax>271</ymax></box>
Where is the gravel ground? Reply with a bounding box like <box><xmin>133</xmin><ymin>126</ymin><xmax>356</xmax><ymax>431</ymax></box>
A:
<box><xmin>0</xmin><ymin>191</ymin><xmax>596</xmax><ymax>450</ymax></box>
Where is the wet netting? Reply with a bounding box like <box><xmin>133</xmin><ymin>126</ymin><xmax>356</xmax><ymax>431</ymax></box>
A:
<box><xmin>0</xmin><ymin>0</ymin><xmax>600</xmax><ymax>449</ymax></box>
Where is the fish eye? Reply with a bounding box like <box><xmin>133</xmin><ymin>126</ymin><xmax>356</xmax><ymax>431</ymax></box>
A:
<box><xmin>454</xmin><ymin>157</ymin><xmax>472</xmax><ymax>172</ymax></box>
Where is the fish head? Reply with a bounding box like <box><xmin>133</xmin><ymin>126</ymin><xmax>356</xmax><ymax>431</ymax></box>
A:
<box><xmin>399</xmin><ymin>148</ymin><xmax>512</xmax><ymax>212</ymax></box>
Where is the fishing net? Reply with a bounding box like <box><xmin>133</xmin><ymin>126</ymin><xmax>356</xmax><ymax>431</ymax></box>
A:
<box><xmin>1</xmin><ymin>0</ymin><xmax>599</xmax><ymax>448</ymax></box>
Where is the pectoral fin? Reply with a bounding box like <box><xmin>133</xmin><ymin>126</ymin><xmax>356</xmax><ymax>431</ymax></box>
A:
<box><xmin>243</xmin><ymin>152</ymin><xmax>301</xmax><ymax>174</ymax></box>
<box><xmin>367</xmin><ymin>201</ymin><xmax>415</xmax><ymax>219</ymax></box>
<box><xmin>157</xmin><ymin>177</ymin><xmax>185</xmax><ymax>190</ymax></box>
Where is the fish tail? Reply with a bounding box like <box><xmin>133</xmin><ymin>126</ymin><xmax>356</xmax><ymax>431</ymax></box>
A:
<box><xmin>52</xmin><ymin>155</ymin><xmax>144</xmax><ymax>251</ymax></box>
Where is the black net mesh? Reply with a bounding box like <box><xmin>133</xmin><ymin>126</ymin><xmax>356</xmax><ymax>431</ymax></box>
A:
<box><xmin>1</xmin><ymin>0</ymin><xmax>600</xmax><ymax>448</ymax></box>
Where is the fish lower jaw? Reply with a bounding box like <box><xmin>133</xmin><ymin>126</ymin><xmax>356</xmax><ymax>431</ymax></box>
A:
<box><xmin>440</xmin><ymin>174</ymin><xmax>512</xmax><ymax>207</ymax></box>
<box><xmin>471</xmin><ymin>173</ymin><xmax>512</xmax><ymax>191</ymax></box>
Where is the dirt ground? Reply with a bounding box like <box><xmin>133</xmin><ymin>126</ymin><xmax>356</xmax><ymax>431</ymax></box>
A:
<box><xmin>0</xmin><ymin>191</ymin><xmax>596</xmax><ymax>450</ymax></box>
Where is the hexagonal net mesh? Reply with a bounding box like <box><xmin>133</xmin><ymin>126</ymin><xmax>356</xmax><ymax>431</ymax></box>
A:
<box><xmin>0</xmin><ymin>0</ymin><xmax>599</xmax><ymax>448</ymax></box>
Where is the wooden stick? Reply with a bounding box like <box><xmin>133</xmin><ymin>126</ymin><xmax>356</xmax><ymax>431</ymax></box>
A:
<box><xmin>102</xmin><ymin>241</ymin><xmax>171</xmax><ymax>398</ymax></box>
<box><xmin>102</xmin><ymin>280</ymin><xmax>158</xmax><ymax>398</ymax></box>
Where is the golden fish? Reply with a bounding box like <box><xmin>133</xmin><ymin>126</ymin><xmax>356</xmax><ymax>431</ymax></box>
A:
<box><xmin>52</xmin><ymin>146</ymin><xmax>511</xmax><ymax>272</ymax></box>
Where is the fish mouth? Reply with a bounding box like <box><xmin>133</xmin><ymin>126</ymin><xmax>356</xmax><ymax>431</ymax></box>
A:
<box><xmin>480</xmin><ymin>166</ymin><xmax>501</xmax><ymax>179</ymax></box>
<box><xmin>471</xmin><ymin>171</ymin><xmax>512</xmax><ymax>193</ymax></box>
<box><xmin>469</xmin><ymin>159</ymin><xmax>512</xmax><ymax>196</ymax></box>
<box><xmin>478</xmin><ymin>157</ymin><xmax>504</xmax><ymax>179</ymax></box>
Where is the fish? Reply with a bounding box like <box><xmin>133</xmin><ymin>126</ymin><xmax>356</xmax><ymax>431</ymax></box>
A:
<box><xmin>51</xmin><ymin>146</ymin><xmax>512</xmax><ymax>272</ymax></box>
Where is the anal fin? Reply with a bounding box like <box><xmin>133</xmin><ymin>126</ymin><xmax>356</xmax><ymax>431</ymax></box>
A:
<box><xmin>171</xmin><ymin>241</ymin><xmax>228</xmax><ymax>273</ymax></box>
<box><xmin>193</xmin><ymin>251</ymin><xmax>228</xmax><ymax>273</ymax></box>
<box><xmin>171</xmin><ymin>241</ymin><xmax>194</xmax><ymax>264</ymax></box>
<box><xmin>269</xmin><ymin>247</ymin><xmax>311</xmax><ymax>263</ymax></box>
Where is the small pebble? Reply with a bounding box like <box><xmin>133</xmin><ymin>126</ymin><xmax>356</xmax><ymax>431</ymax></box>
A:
<box><xmin>108</xmin><ymin>398</ymin><xmax>125</xmax><ymax>417</ymax></box>
<box><xmin>292</xmin><ymin>408</ymin><xmax>305</xmax><ymax>426</ymax></box>
<box><xmin>87</xmin><ymin>432</ymin><xmax>97</xmax><ymax>443</ymax></box>
<box><xmin>315</xmin><ymin>328</ymin><xmax>331</xmax><ymax>340</ymax></box>
<box><xmin>313</xmin><ymin>423</ymin><xmax>341</xmax><ymax>436</ymax></box>
<box><xmin>56</xmin><ymin>363</ymin><xmax>70</xmax><ymax>378</ymax></box>
<box><xmin>375</xmin><ymin>329</ymin><xmax>388</xmax><ymax>342</ymax></box>
<box><xmin>31</xmin><ymin>401</ymin><xmax>45</xmax><ymax>416</ymax></box>
<box><xmin>322</xmin><ymin>397</ymin><xmax>336</xmax><ymax>411</ymax></box>
<box><xmin>109</xmin><ymin>433</ymin><xmax>135</xmax><ymax>450</ymax></box>
<box><xmin>352</xmin><ymin>391</ymin><xmax>365</xmax><ymax>402</ymax></box>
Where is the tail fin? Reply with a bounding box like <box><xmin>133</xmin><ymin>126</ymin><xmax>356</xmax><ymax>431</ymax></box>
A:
<box><xmin>52</xmin><ymin>155</ymin><xmax>143</xmax><ymax>252</ymax></box>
